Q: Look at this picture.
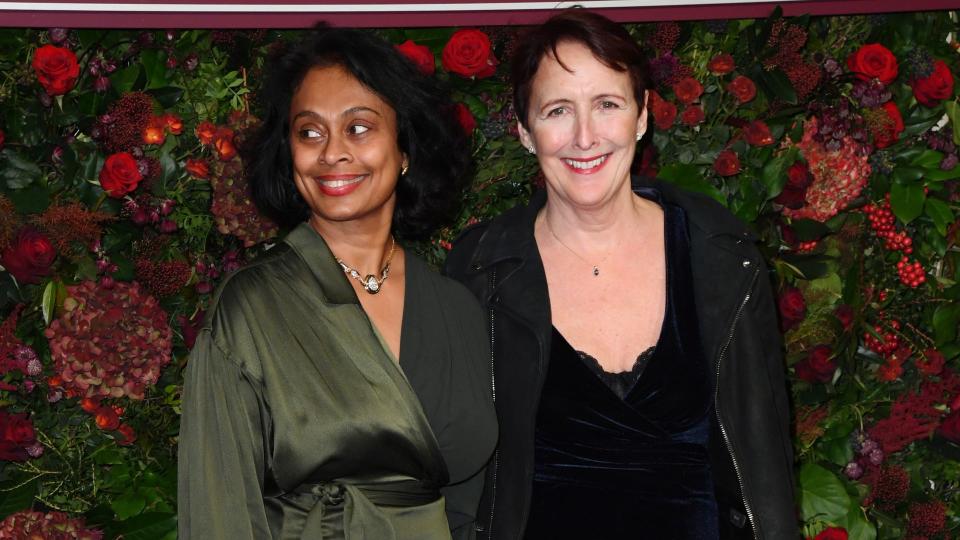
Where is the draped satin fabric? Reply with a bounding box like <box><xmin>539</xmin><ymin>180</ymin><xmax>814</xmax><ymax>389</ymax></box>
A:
<box><xmin>178</xmin><ymin>223</ymin><xmax>496</xmax><ymax>540</ymax></box>
<box><xmin>524</xmin><ymin>194</ymin><xmax>720</xmax><ymax>540</ymax></box>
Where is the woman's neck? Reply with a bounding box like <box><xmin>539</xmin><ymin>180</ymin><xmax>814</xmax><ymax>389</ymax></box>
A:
<box><xmin>308</xmin><ymin>214</ymin><xmax>395</xmax><ymax>274</ymax></box>
<box><xmin>539</xmin><ymin>186</ymin><xmax>657</xmax><ymax>255</ymax></box>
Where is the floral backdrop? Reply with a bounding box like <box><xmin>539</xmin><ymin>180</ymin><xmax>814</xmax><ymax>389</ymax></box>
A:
<box><xmin>0</xmin><ymin>8</ymin><xmax>959</xmax><ymax>539</ymax></box>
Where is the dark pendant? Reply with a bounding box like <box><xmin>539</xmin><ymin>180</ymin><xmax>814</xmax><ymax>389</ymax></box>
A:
<box><xmin>363</xmin><ymin>275</ymin><xmax>381</xmax><ymax>294</ymax></box>
<box><xmin>593</xmin><ymin>266</ymin><xmax>599</xmax><ymax>276</ymax></box>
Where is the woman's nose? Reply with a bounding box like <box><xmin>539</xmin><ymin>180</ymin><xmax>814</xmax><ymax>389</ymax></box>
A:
<box><xmin>573</xmin><ymin>114</ymin><xmax>597</xmax><ymax>150</ymax></box>
<box><xmin>321</xmin><ymin>133</ymin><xmax>351</xmax><ymax>164</ymax></box>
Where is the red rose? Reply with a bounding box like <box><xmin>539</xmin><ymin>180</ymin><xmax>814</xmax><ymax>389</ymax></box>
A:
<box><xmin>0</xmin><ymin>412</ymin><xmax>35</xmax><ymax>461</ymax></box>
<box><xmin>810</xmin><ymin>527</ymin><xmax>848</xmax><ymax>540</ymax></box>
<box><xmin>744</xmin><ymin>120</ymin><xmax>774</xmax><ymax>146</ymax></box>
<box><xmin>708</xmin><ymin>53</ymin><xmax>735</xmax><ymax>75</ymax></box>
<box><xmin>116</xmin><ymin>423</ymin><xmax>137</xmax><ymax>446</ymax></box>
<box><xmin>940</xmin><ymin>410</ymin><xmax>960</xmax><ymax>443</ymax></box>
<box><xmin>213</xmin><ymin>127</ymin><xmax>237</xmax><ymax>161</ymax></box>
<box><xmin>847</xmin><ymin>43</ymin><xmax>898</xmax><ymax>85</ymax></box>
<box><xmin>833</xmin><ymin>304</ymin><xmax>854</xmax><ymax>331</ymax></box>
<box><xmin>680</xmin><ymin>105</ymin><xmax>705</xmax><ymax>126</ymax></box>
<box><xmin>872</xmin><ymin>101</ymin><xmax>904</xmax><ymax>149</ymax></box>
<box><xmin>910</xmin><ymin>60</ymin><xmax>954</xmax><ymax>107</ymax></box>
<box><xmin>727</xmin><ymin>75</ymin><xmax>757</xmax><ymax>104</ymax></box>
<box><xmin>713</xmin><ymin>150</ymin><xmax>741</xmax><ymax>176</ymax></box>
<box><xmin>162</xmin><ymin>113</ymin><xmax>183</xmax><ymax>135</ymax></box>
<box><xmin>648</xmin><ymin>91</ymin><xmax>677</xmax><ymax>130</ymax></box>
<box><xmin>99</xmin><ymin>152</ymin><xmax>143</xmax><ymax>198</ymax></box>
<box><xmin>917</xmin><ymin>348</ymin><xmax>946</xmax><ymax>376</ymax></box>
<box><xmin>94</xmin><ymin>406</ymin><xmax>120</xmax><ymax>431</ymax></box>
<box><xmin>454</xmin><ymin>102</ymin><xmax>476</xmax><ymax>136</ymax></box>
<box><xmin>32</xmin><ymin>44</ymin><xmax>80</xmax><ymax>96</ymax></box>
<box><xmin>396</xmin><ymin>39</ymin><xmax>435</xmax><ymax>75</ymax></box>
<box><xmin>0</xmin><ymin>128</ymin><xmax>5</xmax><ymax>149</ymax></box>
<box><xmin>775</xmin><ymin>162</ymin><xmax>812</xmax><ymax>209</ymax></box>
<box><xmin>195</xmin><ymin>121</ymin><xmax>217</xmax><ymax>145</ymax></box>
<box><xmin>442</xmin><ymin>29</ymin><xmax>498</xmax><ymax>78</ymax></box>
<box><xmin>672</xmin><ymin>77</ymin><xmax>704</xmax><ymax>105</ymax></box>
<box><xmin>142</xmin><ymin>117</ymin><xmax>165</xmax><ymax>146</ymax></box>
<box><xmin>778</xmin><ymin>286</ymin><xmax>806</xmax><ymax>330</ymax></box>
<box><xmin>1</xmin><ymin>227</ymin><xmax>56</xmax><ymax>284</ymax></box>
<box><xmin>185</xmin><ymin>158</ymin><xmax>210</xmax><ymax>179</ymax></box>
<box><xmin>795</xmin><ymin>345</ymin><xmax>836</xmax><ymax>383</ymax></box>
<box><xmin>79</xmin><ymin>398</ymin><xmax>100</xmax><ymax>413</ymax></box>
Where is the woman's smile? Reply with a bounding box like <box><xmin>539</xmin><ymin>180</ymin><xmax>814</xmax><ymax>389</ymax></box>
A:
<box><xmin>315</xmin><ymin>174</ymin><xmax>368</xmax><ymax>196</ymax></box>
<box><xmin>562</xmin><ymin>154</ymin><xmax>610</xmax><ymax>173</ymax></box>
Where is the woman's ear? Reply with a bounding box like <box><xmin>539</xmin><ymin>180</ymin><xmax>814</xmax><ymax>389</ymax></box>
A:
<box><xmin>517</xmin><ymin>121</ymin><xmax>536</xmax><ymax>155</ymax></box>
<box><xmin>636</xmin><ymin>90</ymin><xmax>649</xmax><ymax>141</ymax></box>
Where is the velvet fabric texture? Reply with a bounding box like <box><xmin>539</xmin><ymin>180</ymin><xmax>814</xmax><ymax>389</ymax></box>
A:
<box><xmin>524</xmin><ymin>193</ymin><xmax>720</xmax><ymax>540</ymax></box>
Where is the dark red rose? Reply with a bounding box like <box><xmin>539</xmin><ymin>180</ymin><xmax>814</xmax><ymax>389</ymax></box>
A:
<box><xmin>775</xmin><ymin>162</ymin><xmax>812</xmax><ymax>209</ymax></box>
<box><xmin>116</xmin><ymin>423</ymin><xmax>137</xmax><ymax>446</ymax></box>
<box><xmin>672</xmin><ymin>77</ymin><xmax>704</xmax><ymax>105</ymax></box>
<box><xmin>648</xmin><ymin>91</ymin><xmax>677</xmax><ymax>130</ymax></box>
<box><xmin>442</xmin><ymin>29</ymin><xmax>498</xmax><ymax>78</ymax></box>
<box><xmin>454</xmin><ymin>102</ymin><xmax>476</xmax><ymax>136</ymax></box>
<box><xmin>833</xmin><ymin>304</ymin><xmax>855</xmax><ymax>331</ymax></box>
<box><xmin>0</xmin><ymin>128</ymin><xmax>5</xmax><ymax>149</ymax></box>
<box><xmin>744</xmin><ymin>120</ymin><xmax>774</xmax><ymax>146</ymax></box>
<box><xmin>795</xmin><ymin>345</ymin><xmax>836</xmax><ymax>383</ymax></box>
<box><xmin>32</xmin><ymin>44</ymin><xmax>80</xmax><ymax>96</ymax></box>
<box><xmin>635</xmin><ymin>144</ymin><xmax>658</xmax><ymax>178</ymax></box>
<box><xmin>0</xmin><ymin>412</ymin><xmax>35</xmax><ymax>461</ymax></box>
<box><xmin>680</xmin><ymin>105</ymin><xmax>705</xmax><ymax>126</ymax></box>
<box><xmin>1</xmin><ymin>227</ymin><xmax>56</xmax><ymax>284</ymax></box>
<box><xmin>910</xmin><ymin>59</ymin><xmax>954</xmax><ymax>107</ymax></box>
<box><xmin>708</xmin><ymin>53</ymin><xmax>735</xmax><ymax>75</ymax></box>
<box><xmin>94</xmin><ymin>405</ymin><xmax>120</xmax><ymax>431</ymax></box>
<box><xmin>938</xmin><ymin>410</ymin><xmax>960</xmax><ymax>443</ymax></box>
<box><xmin>195</xmin><ymin>121</ymin><xmax>217</xmax><ymax>145</ymax></box>
<box><xmin>810</xmin><ymin>527</ymin><xmax>848</xmax><ymax>540</ymax></box>
<box><xmin>727</xmin><ymin>75</ymin><xmax>757</xmax><ymax>104</ymax></box>
<box><xmin>213</xmin><ymin>127</ymin><xmax>237</xmax><ymax>161</ymax></box>
<box><xmin>179</xmin><ymin>310</ymin><xmax>205</xmax><ymax>350</ymax></box>
<box><xmin>917</xmin><ymin>348</ymin><xmax>946</xmax><ymax>376</ymax></box>
<box><xmin>713</xmin><ymin>150</ymin><xmax>741</xmax><ymax>176</ymax></box>
<box><xmin>778</xmin><ymin>286</ymin><xmax>806</xmax><ymax>330</ymax></box>
<box><xmin>396</xmin><ymin>39</ymin><xmax>435</xmax><ymax>75</ymax></box>
<box><xmin>185</xmin><ymin>158</ymin><xmax>210</xmax><ymax>179</ymax></box>
<box><xmin>99</xmin><ymin>152</ymin><xmax>143</xmax><ymax>198</ymax></box>
<box><xmin>847</xmin><ymin>43</ymin><xmax>898</xmax><ymax>85</ymax></box>
<box><xmin>872</xmin><ymin>101</ymin><xmax>904</xmax><ymax>149</ymax></box>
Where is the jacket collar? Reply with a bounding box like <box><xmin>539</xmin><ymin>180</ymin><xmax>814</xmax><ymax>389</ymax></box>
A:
<box><xmin>283</xmin><ymin>222</ymin><xmax>360</xmax><ymax>306</ymax></box>
<box><xmin>467</xmin><ymin>176</ymin><xmax>755</xmax><ymax>272</ymax></box>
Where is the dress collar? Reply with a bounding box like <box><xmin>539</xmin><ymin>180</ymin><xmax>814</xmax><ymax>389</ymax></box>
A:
<box><xmin>283</xmin><ymin>222</ymin><xmax>360</xmax><ymax>306</ymax></box>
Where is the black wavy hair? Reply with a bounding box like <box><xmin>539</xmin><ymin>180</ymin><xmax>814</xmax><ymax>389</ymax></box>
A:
<box><xmin>246</xmin><ymin>24</ymin><xmax>472</xmax><ymax>241</ymax></box>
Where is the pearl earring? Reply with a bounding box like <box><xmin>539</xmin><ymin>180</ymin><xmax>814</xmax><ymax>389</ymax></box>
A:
<box><xmin>636</xmin><ymin>131</ymin><xmax>644</xmax><ymax>141</ymax></box>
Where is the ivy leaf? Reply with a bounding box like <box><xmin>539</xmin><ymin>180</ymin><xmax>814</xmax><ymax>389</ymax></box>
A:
<box><xmin>657</xmin><ymin>164</ymin><xmax>724</xmax><ymax>204</ymax></box>
<box><xmin>1</xmin><ymin>148</ymin><xmax>42</xmax><ymax>189</ymax></box>
<box><xmin>111</xmin><ymin>491</ymin><xmax>147</xmax><ymax>521</ymax></box>
<box><xmin>945</xmin><ymin>101</ymin><xmax>960</xmax><ymax>146</ymax></box>
<box><xmin>933</xmin><ymin>302</ymin><xmax>960</xmax><ymax>346</ymax></box>
<box><xmin>839</xmin><ymin>505</ymin><xmax>878</xmax><ymax>540</ymax></box>
<box><xmin>889</xmin><ymin>181</ymin><xmax>925</xmax><ymax>223</ymax></box>
<box><xmin>799</xmin><ymin>463</ymin><xmax>851</xmax><ymax>521</ymax></box>
<box><xmin>925</xmin><ymin>197</ymin><xmax>954</xmax><ymax>236</ymax></box>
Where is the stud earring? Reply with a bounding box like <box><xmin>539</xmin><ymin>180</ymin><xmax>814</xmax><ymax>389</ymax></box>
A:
<box><xmin>526</xmin><ymin>145</ymin><xmax>536</xmax><ymax>155</ymax></box>
<box><xmin>636</xmin><ymin>131</ymin><xmax>644</xmax><ymax>141</ymax></box>
<box><xmin>400</xmin><ymin>163</ymin><xmax>409</xmax><ymax>176</ymax></box>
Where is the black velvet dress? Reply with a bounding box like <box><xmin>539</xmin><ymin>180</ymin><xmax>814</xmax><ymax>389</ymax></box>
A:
<box><xmin>525</xmin><ymin>193</ymin><xmax>719</xmax><ymax>540</ymax></box>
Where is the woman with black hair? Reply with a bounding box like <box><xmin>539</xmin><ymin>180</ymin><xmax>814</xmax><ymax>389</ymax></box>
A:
<box><xmin>177</xmin><ymin>26</ymin><xmax>496</xmax><ymax>540</ymax></box>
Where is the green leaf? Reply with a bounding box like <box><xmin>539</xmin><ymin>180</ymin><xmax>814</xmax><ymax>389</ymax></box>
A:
<box><xmin>147</xmin><ymin>86</ymin><xmax>185</xmax><ymax>109</ymax></box>
<box><xmin>760</xmin><ymin>153</ymin><xmax>790</xmax><ymax>199</ymax></box>
<box><xmin>751</xmin><ymin>66</ymin><xmax>797</xmax><ymax>104</ymax></box>
<box><xmin>0</xmin><ymin>477</ymin><xmax>37</xmax><ymax>519</ymax></box>
<box><xmin>925</xmin><ymin>198</ymin><xmax>954</xmax><ymax>236</ymax></box>
<box><xmin>889</xmin><ymin>181</ymin><xmax>925</xmax><ymax>223</ymax></box>
<box><xmin>909</xmin><ymin>149</ymin><xmax>944</xmax><ymax>169</ymax></box>
<box><xmin>822</xmin><ymin>435</ymin><xmax>854</xmax><ymax>466</ymax></box>
<box><xmin>8</xmin><ymin>184</ymin><xmax>51</xmax><ymax>214</ymax></box>
<box><xmin>839</xmin><ymin>505</ymin><xmax>877</xmax><ymax>540</ymax></box>
<box><xmin>933</xmin><ymin>302</ymin><xmax>960</xmax><ymax>346</ymax></box>
<box><xmin>799</xmin><ymin>463</ymin><xmax>851</xmax><ymax>521</ymax></box>
<box><xmin>657</xmin><ymin>164</ymin><xmax>724</xmax><ymax>204</ymax></box>
<box><xmin>112</xmin><ymin>512</ymin><xmax>177</xmax><ymax>540</ymax></box>
<box><xmin>1</xmin><ymin>148</ymin><xmax>42</xmax><ymax>189</ymax></box>
<box><xmin>924</xmin><ymin>163</ymin><xmax>960</xmax><ymax>181</ymax></box>
<box><xmin>141</xmin><ymin>49</ymin><xmax>169</xmax><ymax>90</ymax></box>
<box><xmin>41</xmin><ymin>280</ymin><xmax>56</xmax><ymax>325</ymax></box>
<box><xmin>111</xmin><ymin>492</ymin><xmax>147</xmax><ymax>520</ymax></box>
<box><xmin>790</xmin><ymin>219</ymin><xmax>832</xmax><ymax>241</ymax></box>
<box><xmin>945</xmin><ymin>101</ymin><xmax>960</xmax><ymax>146</ymax></box>
<box><xmin>111</xmin><ymin>64</ymin><xmax>142</xmax><ymax>94</ymax></box>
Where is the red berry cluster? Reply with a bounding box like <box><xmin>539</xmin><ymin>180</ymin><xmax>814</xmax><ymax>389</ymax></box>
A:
<box><xmin>863</xmin><ymin>198</ymin><xmax>913</xmax><ymax>254</ymax></box>
<box><xmin>797</xmin><ymin>240</ymin><xmax>818</xmax><ymax>253</ymax></box>
<box><xmin>865</xmin><ymin>319</ymin><xmax>901</xmax><ymax>355</ymax></box>
<box><xmin>897</xmin><ymin>256</ymin><xmax>926</xmax><ymax>288</ymax></box>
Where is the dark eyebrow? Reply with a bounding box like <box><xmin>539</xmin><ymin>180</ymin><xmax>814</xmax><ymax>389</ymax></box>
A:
<box><xmin>292</xmin><ymin>106</ymin><xmax>382</xmax><ymax>122</ymax></box>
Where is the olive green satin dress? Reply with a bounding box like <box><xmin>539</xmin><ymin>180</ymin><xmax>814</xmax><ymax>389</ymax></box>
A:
<box><xmin>178</xmin><ymin>223</ymin><xmax>497</xmax><ymax>540</ymax></box>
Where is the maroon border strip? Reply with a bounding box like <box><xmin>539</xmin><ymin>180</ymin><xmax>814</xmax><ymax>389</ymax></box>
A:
<box><xmin>0</xmin><ymin>0</ymin><xmax>957</xmax><ymax>28</ymax></box>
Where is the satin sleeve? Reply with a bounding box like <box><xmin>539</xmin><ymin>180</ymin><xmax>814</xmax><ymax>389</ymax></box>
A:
<box><xmin>177</xmin><ymin>328</ymin><xmax>274</xmax><ymax>540</ymax></box>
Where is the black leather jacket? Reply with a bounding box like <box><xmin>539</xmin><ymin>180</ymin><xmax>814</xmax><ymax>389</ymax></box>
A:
<box><xmin>445</xmin><ymin>179</ymin><xmax>797</xmax><ymax>540</ymax></box>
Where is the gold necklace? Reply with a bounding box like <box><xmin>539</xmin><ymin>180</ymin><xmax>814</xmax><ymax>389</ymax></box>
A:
<box><xmin>335</xmin><ymin>236</ymin><xmax>396</xmax><ymax>294</ymax></box>
<box><xmin>543</xmin><ymin>218</ymin><xmax>610</xmax><ymax>277</ymax></box>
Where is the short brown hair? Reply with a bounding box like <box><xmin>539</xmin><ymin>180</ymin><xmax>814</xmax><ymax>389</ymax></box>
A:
<box><xmin>511</xmin><ymin>9</ymin><xmax>650</xmax><ymax>128</ymax></box>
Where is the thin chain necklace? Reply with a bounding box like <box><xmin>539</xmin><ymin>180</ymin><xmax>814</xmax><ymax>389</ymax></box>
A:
<box><xmin>335</xmin><ymin>236</ymin><xmax>396</xmax><ymax>294</ymax></box>
<box><xmin>543</xmin><ymin>217</ymin><xmax>616</xmax><ymax>277</ymax></box>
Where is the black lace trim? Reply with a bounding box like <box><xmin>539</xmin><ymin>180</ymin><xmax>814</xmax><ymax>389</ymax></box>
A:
<box><xmin>575</xmin><ymin>346</ymin><xmax>656</xmax><ymax>400</ymax></box>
